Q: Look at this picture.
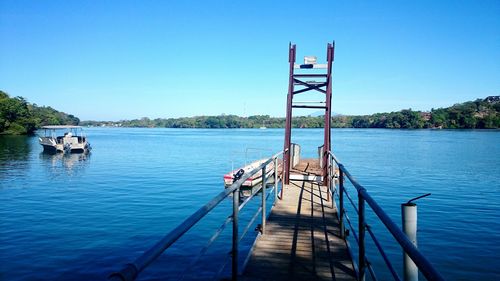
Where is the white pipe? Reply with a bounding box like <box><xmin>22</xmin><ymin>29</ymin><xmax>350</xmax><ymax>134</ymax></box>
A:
<box><xmin>402</xmin><ymin>203</ymin><xmax>418</xmax><ymax>281</ymax></box>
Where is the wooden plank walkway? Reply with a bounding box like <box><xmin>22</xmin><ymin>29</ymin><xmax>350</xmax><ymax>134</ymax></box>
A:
<box><xmin>242</xmin><ymin>170</ymin><xmax>356</xmax><ymax>281</ymax></box>
<box><xmin>292</xmin><ymin>158</ymin><xmax>324</xmax><ymax>176</ymax></box>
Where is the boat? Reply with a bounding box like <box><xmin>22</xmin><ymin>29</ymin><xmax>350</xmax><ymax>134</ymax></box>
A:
<box><xmin>38</xmin><ymin>125</ymin><xmax>91</xmax><ymax>154</ymax></box>
<box><xmin>224</xmin><ymin>159</ymin><xmax>275</xmax><ymax>187</ymax></box>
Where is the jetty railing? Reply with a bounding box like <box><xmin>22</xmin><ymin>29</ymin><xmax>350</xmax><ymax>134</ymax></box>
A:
<box><xmin>108</xmin><ymin>150</ymin><xmax>285</xmax><ymax>281</ymax></box>
<box><xmin>327</xmin><ymin>152</ymin><xmax>444</xmax><ymax>281</ymax></box>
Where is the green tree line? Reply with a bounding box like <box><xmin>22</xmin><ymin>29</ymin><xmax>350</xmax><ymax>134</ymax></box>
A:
<box><xmin>0</xmin><ymin>90</ymin><xmax>79</xmax><ymax>135</ymax></box>
<box><xmin>338</xmin><ymin>97</ymin><xmax>500</xmax><ymax>129</ymax></box>
<box><xmin>2</xmin><ymin>89</ymin><xmax>498</xmax><ymax>134</ymax></box>
<box><xmin>82</xmin><ymin>96</ymin><xmax>499</xmax><ymax>129</ymax></box>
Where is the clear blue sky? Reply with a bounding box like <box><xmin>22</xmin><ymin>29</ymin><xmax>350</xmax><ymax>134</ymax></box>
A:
<box><xmin>1</xmin><ymin>0</ymin><xmax>499</xmax><ymax>121</ymax></box>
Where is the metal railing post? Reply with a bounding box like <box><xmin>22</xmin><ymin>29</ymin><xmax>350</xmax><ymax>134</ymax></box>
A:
<box><xmin>339</xmin><ymin>168</ymin><xmax>345</xmax><ymax>239</ymax></box>
<box><xmin>274</xmin><ymin>158</ymin><xmax>278</xmax><ymax>204</ymax></box>
<box><xmin>107</xmin><ymin>151</ymin><xmax>287</xmax><ymax>281</ymax></box>
<box><xmin>359</xmin><ymin>190</ymin><xmax>366</xmax><ymax>281</ymax></box>
<box><xmin>261</xmin><ymin>167</ymin><xmax>267</xmax><ymax>234</ymax></box>
<box><xmin>330</xmin><ymin>157</ymin><xmax>336</xmax><ymax>209</ymax></box>
<box><xmin>232</xmin><ymin>187</ymin><xmax>239</xmax><ymax>281</ymax></box>
<box><xmin>280</xmin><ymin>152</ymin><xmax>285</xmax><ymax>199</ymax></box>
<box><xmin>326</xmin><ymin>156</ymin><xmax>331</xmax><ymax>202</ymax></box>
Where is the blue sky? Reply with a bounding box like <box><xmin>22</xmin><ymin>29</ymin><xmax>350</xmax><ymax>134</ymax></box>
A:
<box><xmin>1</xmin><ymin>0</ymin><xmax>499</xmax><ymax>121</ymax></box>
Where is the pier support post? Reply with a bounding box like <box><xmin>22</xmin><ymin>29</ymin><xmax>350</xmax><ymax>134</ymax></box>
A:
<box><xmin>261</xmin><ymin>167</ymin><xmax>267</xmax><ymax>234</ymax></box>
<box><xmin>402</xmin><ymin>202</ymin><xmax>418</xmax><ymax>281</ymax></box>
<box><xmin>232</xmin><ymin>188</ymin><xmax>239</xmax><ymax>281</ymax></box>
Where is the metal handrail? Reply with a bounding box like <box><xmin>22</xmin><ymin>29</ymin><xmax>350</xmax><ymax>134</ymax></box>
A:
<box><xmin>327</xmin><ymin>151</ymin><xmax>444</xmax><ymax>281</ymax></box>
<box><xmin>240</xmin><ymin>187</ymin><xmax>275</xmax><ymax>242</ymax></box>
<box><xmin>212</xmin><ymin>185</ymin><xmax>277</xmax><ymax>280</ymax></box>
<box><xmin>109</xmin><ymin>150</ymin><xmax>286</xmax><ymax>281</ymax></box>
<box><xmin>343</xmin><ymin>185</ymin><xmax>360</xmax><ymax>215</ymax></box>
<box><xmin>329</xmin><ymin>170</ymin><xmax>400</xmax><ymax>280</ymax></box>
<box><xmin>179</xmin><ymin>216</ymin><xmax>232</xmax><ymax>281</ymax></box>
<box><xmin>181</xmin><ymin>184</ymin><xmax>279</xmax><ymax>281</ymax></box>
<box><xmin>366</xmin><ymin>224</ymin><xmax>401</xmax><ymax>281</ymax></box>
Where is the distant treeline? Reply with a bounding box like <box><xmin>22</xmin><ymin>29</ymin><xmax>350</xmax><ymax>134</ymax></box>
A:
<box><xmin>83</xmin><ymin>96</ymin><xmax>500</xmax><ymax>129</ymax></box>
<box><xmin>0</xmin><ymin>91</ymin><xmax>79</xmax><ymax>135</ymax></box>
<box><xmin>2</xmin><ymin>89</ymin><xmax>499</xmax><ymax>135</ymax></box>
<box><xmin>336</xmin><ymin>96</ymin><xmax>500</xmax><ymax>129</ymax></box>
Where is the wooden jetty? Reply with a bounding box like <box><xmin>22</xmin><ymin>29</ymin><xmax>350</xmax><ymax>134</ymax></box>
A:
<box><xmin>108</xmin><ymin>43</ymin><xmax>444</xmax><ymax>281</ymax></box>
<box><xmin>242</xmin><ymin>159</ymin><xmax>355</xmax><ymax>281</ymax></box>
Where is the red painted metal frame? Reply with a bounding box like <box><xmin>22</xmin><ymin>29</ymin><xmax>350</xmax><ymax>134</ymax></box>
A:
<box><xmin>323</xmin><ymin>42</ymin><xmax>335</xmax><ymax>188</ymax></box>
<box><xmin>282</xmin><ymin>43</ymin><xmax>296</xmax><ymax>189</ymax></box>
<box><xmin>282</xmin><ymin>42</ymin><xmax>335</xmax><ymax>189</ymax></box>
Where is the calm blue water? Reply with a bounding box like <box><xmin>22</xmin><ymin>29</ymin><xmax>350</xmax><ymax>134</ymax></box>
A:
<box><xmin>0</xmin><ymin>128</ymin><xmax>499</xmax><ymax>280</ymax></box>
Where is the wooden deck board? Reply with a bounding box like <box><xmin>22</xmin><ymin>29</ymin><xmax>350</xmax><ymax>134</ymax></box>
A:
<box><xmin>242</xmin><ymin>168</ymin><xmax>356</xmax><ymax>281</ymax></box>
<box><xmin>291</xmin><ymin>158</ymin><xmax>323</xmax><ymax>175</ymax></box>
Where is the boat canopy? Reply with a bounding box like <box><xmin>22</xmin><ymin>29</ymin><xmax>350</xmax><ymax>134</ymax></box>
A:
<box><xmin>41</xmin><ymin>125</ymin><xmax>82</xmax><ymax>129</ymax></box>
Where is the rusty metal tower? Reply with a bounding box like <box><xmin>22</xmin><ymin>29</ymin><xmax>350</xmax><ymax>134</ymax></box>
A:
<box><xmin>282</xmin><ymin>42</ymin><xmax>335</xmax><ymax>186</ymax></box>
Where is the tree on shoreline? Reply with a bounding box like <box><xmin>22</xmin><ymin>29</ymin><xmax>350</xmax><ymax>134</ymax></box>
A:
<box><xmin>2</xmin><ymin>89</ymin><xmax>498</xmax><ymax>134</ymax></box>
<box><xmin>82</xmin><ymin>96</ymin><xmax>499</xmax><ymax>129</ymax></box>
<box><xmin>0</xmin><ymin>91</ymin><xmax>79</xmax><ymax>135</ymax></box>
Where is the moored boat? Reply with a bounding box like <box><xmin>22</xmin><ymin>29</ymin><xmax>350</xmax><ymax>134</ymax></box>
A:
<box><xmin>223</xmin><ymin>159</ymin><xmax>275</xmax><ymax>187</ymax></box>
<box><xmin>38</xmin><ymin>125</ymin><xmax>91</xmax><ymax>154</ymax></box>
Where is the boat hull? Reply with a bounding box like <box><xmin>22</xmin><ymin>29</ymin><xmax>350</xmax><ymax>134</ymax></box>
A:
<box><xmin>41</xmin><ymin>144</ymin><xmax>59</xmax><ymax>154</ymax></box>
<box><xmin>69</xmin><ymin>148</ymin><xmax>86</xmax><ymax>153</ymax></box>
<box><xmin>223</xmin><ymin>159</ymin><xmax>275</xmax><ymax>187</ymax></box>
<box><xmin>41</xmin><ymin>144</ymin><xmax>89</xmax><ymax>154</ymax></box>
<box><xmin>39</xmin><ymin>136</ymin><xmax>90</xmax><ymax>154</ymax></box>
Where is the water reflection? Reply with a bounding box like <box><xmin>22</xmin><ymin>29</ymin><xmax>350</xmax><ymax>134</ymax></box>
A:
<box><xmin>0</xmin><ymin>135</ymin><xmax>31</xmax><ymax>179</ymax></box>
<box><xmin>0</xmin><ymin>135</ymin><xmax>31</xmax><ymax>162</ymax></box>
<box><xmin>39</xmin><ymin>152</ymin><xmax>90</xmax><ymax>177</ymax></box>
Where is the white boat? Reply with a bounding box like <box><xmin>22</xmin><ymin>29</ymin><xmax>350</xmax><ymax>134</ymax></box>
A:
<box><xmin>224</xmin><ymin>159</ymin><xmax>275</xmax><ymax>187</ymax></box>
<box><xmin>38</xmin><ymin>125</ymin><xmax>91</xmax><ymax>154</ymax></box>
